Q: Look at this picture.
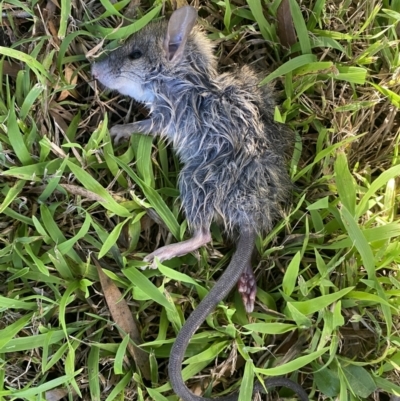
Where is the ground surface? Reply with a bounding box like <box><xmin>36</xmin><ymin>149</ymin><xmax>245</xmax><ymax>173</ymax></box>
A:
<box><xmin>0</xmin><ymin>0</ymin><xmax>400</xmax><ymax>400</ymax></box>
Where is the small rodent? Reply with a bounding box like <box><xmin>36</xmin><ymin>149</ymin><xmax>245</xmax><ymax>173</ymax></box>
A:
<box><xmin>91</xmin><ymin>6</ymin><xmax>308</xmax><ymax>401</ymax></box>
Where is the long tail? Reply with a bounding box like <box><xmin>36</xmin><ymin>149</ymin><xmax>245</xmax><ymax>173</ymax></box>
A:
<box><xmin>168</xmin><ymin>230</ymin><xmax>309</xmax><ymax>401</ymax></box>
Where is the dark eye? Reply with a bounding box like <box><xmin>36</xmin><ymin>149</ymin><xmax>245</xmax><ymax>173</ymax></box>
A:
<box><xmin>129</xmin><ymin>50</ymin><xmax>142</xmax><ymax>60</ymax></box>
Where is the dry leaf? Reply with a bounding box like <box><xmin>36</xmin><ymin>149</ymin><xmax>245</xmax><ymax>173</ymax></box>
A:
<box><xmin>58</xmin><ymin>65</ymin><xmax>78</xmax><ymax>101</ymax></box>
<box><xmin>276</xmin><ymin>0</ymin><xmax>297</xmax><ymax>49</ymax></box>
<box><xmin>94</xmin><ymin>258</ymin><xmax>151</xmax><ymax>380</ymax></box>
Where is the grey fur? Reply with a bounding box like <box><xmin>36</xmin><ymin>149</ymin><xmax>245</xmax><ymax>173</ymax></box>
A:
<box><xmin>92</xmin><ymin>15</ymin><xmax>293</xmax><ymax>238</ymax></box>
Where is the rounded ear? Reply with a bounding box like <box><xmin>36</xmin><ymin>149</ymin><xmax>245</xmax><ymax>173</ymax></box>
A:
<box><xmin>163</xmin><ymin>6</ymin><xmax>198</xmax><ymax>64</ymax></box>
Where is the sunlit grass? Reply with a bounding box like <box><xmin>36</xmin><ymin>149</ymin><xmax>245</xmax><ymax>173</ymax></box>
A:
<box><xmin>0</xmin><ymin>0</ymin><xmax>399</xmax><ymax>400</ymax></box>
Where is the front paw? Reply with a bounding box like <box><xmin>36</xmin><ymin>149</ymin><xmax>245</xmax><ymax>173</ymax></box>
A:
<box><xmin>109</xmin><ymin>125</ymin><xmax>134</xmax><ymax>143</ymax></box>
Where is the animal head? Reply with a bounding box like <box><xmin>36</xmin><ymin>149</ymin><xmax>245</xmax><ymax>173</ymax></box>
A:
<box><xmin>91</xmin><ymin>6</ymin><xmax>216</xmax><ymax>104</ymax></box>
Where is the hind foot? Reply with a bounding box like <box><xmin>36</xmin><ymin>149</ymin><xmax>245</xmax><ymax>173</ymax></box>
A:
<box><xmin>238</xmin><ymin>265</ymin><xmax>257</xmax><ymax>313</ymax></box>
<box><xmin>144</xmin><ymin>229</ymin><xmax>211</xmax><ymax>268</ymax></box>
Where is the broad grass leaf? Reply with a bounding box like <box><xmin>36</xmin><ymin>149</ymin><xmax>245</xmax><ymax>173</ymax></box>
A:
<box><xmin>98</xmin><ymin>0</ymin><xmax>126</xmax><ymax>17</ymax></box>
<box><xmin>6</xmin><ymin>102</ymin><xmax>33</xmax><ymax>165</ymax></box>
<box><xmin>340</xmin><ymin>206</ymin><xmax>392</xmax><ymax>334</ymax></box>
<box><xmin>40</xmin><ymin>204</ymin><xmax>67</xmax><ymax>244</ymax></box>
<box><xmin>0</xmin><ymin>179</ymin><xmax>25</xmax><ymax>213</ymax></box>
<box><xmin>98</xmin><ymin>217</ymin><xmax>130</xmax><ymax>259</ymax></box>
<box><xmin>57</xmin><ymin>30</ymin><xmax>95</xmax><ymax>70</ymax></box>
<box><xmin>374</xmin><ymin>376</ymin><xmax>400</xmax><ymax>396</ymax></box>
<box><xmin>293</xmin><ymin>135</ymin><xmax>360</xmax><ymax>181</ymax></box>
<box><xmin>314</xmin><ymin>366</ymin><xmax>340</xmax><ymax>397</ymax></box>
<box><xmin>146</xmin><ymin>388</ymin><xmax>170</xmax><ymax>401</ymax></box>
<box><xmin>0</xmin><ymin>314</ymin><xmax>32</xmax><ymax>349</ymax></box>
<box><xmin>67</xmin><ymin>160</ymin><xmax>131</xmax><ymax>217</ymax></box>
<box><xmin>358</xmin><ymin>4</ymin><xmax>380</xmax><ymax>34</ymax></box>
<box><xmin>384</xmin><ymin>178</ymin><xmax>396</xmax><ymax>221</ymax></box>
<box><xmin>333</xmin><ymin>301</ymin><xmax>344</xmax><ymax>328</ymax></box>
<box><xmin>89</xmin><ymin>5</ymin><xmax>162</xmax><ymax>39</ymax></box>
<box><xmin>124</xmin><ymin>267</ymin><xmax>169</xmax><ymax>308</ymax></box>
<box><xmin>311</xmin><ymin>36</ymin><xmax>346</xmax><ymax>53</ymax></box>
<box><xmin>104</xmin><ymin>371</ymin><xmax>133</xmax><ymax>401</ymax></box>
<box><xmin>9</xmin><ymin>374</ymin><xmax>79</xmax><ymax>398</ymax></box>
<box><xmin>247</xmin><ymin>0</ymin><xmax>274</xmax><ymax>41</ymax></box>
<box><xmin>150</xmin><ymin>351</ymin><xmax>159</xmax><ymax>384</ymax></box>
<box><xmin>48</xmin><ymin>249</ymin><xmax>75</xmax><ymax>279</ymax></box>
<box><xmin>333</xmin><ymin>66</ymin><xmax>367</xmax><ymax>84</ymax></box>
<box><xmin>20</xmin><ymin>83</ymin><xmax>44</xmax><ymax>120</ymax></box>
<box><xmin>156</xmin><ymin>261</ymin><xmax>207</xmax><ymax>299</ymax></box>
<box><xmin>289</xmin><ymin>0</ymin><xmax>311</xmax><ymax>54</ymax></box>
<box><xmin>314</xmin><ymin>248</ymin><xmax>327</xmax><ymax>275</ymax></box>
<box><xmin>184</xmin><ymin>340</ymin><xmax>230</xmax><ymax>364</ymax></box>
<box><xmin>59</xmin><ymin>281</ymin><xmax>80</xmax><ymax>335</ymax></box>
<box><xmin>43</xmin><ymin>330</ymin><xmax>56</xmax><ymax>373</ymax></box>
<box><xmin>1</xmin><ymin>159</ymin><xmax>62</xmax><ymax>180</ymax></box>
<box><xmin>163</xmin><ymin>289</ymin><xmax>184</xmax><ymax>333</ymax></box>
<box><xmin>342</xmin><ymin>365</ymin><xmax>376</xmax><ymax>397</ymax></box>
<box><xmin>286</xmin><ymin>303</ymin><xmax>312</xmax><ymax>327</ymax></box>
<box><xmin>335</xmin><ymin>151</ymin><xmax>356</xmax><ymax>216</ymax></box>
<box><xmin>58</xmin><ymin>0</ymin><xmax>71</xmax><ymax>38</ymax></box>
<box><xmin>134</xmin><ymin>135</ymin><xmax>155</xmax><ymax>187</ymax></box>
<box><xmin>261</xmin><ymin>54</ymin><xmax>317</xmax><ymax>85</ymax></box>
<box><xmin>58</xmin><ymin>212</ymin><xmax>92</xmax><ymax>255</ymax></box>
<box><xmin>307</xmin><ymin>196</ymin><xmax>329</xmax><ymax>210</ymax></box>
<box><xmin>340</xmin><ymin>206</ymin><xmax>376</xmax><ymax>277</ymax></box>
<box><xmin>283</xmin><ymin>251</ymin><xmax>301</xmax><ymax>296</ymax></box>
<box><xmin>88</xmin><ymin>330</ymin><xmax>101</xmax><ymax>401</ymax></box>
<box><xmin>316</xmin><ymin>222</ymin><xmax>400</xmax><ymax>250</ymax></box>
<box><xmin>25</xmin><ymin>243</ymin><xmax>49</xmax><ymax>276</ymax></box>
<box><xmin>0</xmin><ymin>295</ymin><xmax>37</xmax><ymax>311</ymax></box>
<box><xmin>256</xmin><ymin>347</ymin><xmax>329</xmax><ymax>375</ymax></box>
<box><xmin>38</xmin><ymin>158</ymin><xmax>69</xmax><ymax>203</ymax></box>
<box><xmin>0</xmin><ymin>46</ymin><xmax>52</xmax><ymax>83</ymax></box>
<box><xmin>239</xmin><ymin>360</ymin><xmax>254</xmax><ymax>401</ymax></box>
<box><xmin>347</xmin><ymin>290</ymin><xmax>393</xmax><ymax>308</ymax></box>
<box><xmin>290</xmin><ymin>287</ymin><xmax>354</xmax><ymax>315</ymax></box>
<box><xmin>88</xmin><ymin>116</ymin><xmax>127</xmax><ymax>187</ymax></box>
<box><xmin>3</xmin><ymin>207</ymin><xmax>33</xmax><ymax>225</ymax></box>
<box><xmin>0</xmin><ymin>327</ymin><xmax>77</xmax><ymax>353</ymax></box>
<box><xmin>356</xmin><ymin>164</ymin><xmax>400</xmax><ymax>217</ymax></box>
<box><xmin>294</xmin><ymin>61</ymin><xmax>333</xmax><ymax>75</ymax></box>
<box><xmin>334</xmin><ymin>100</ymin><xmax>379</xmax><ymax>112</ymax></box>
<box><xmin>224</xmin><ymin>0</ymin><xmax>232</xmax><ymax>31</ymax></box>
<box><xmin>39</xmin><ymin>204</ymin><xmax>82</xmax><ymax>269</ymax></box>
<box><xmin>244</xmin><ymin>323</ymin><xmax>296</xmax><ymax>334</ymax></box>
<box><xmin>6</xmin><ymin>266</ymin><xmax>29</xmax><ymax>282</ymax></box>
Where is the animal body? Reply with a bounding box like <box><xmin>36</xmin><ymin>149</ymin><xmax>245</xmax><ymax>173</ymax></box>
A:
<box><xmin>91</xmin><ymin>6</ymin><xmax>308</xmax><ymax>401</ymax></box>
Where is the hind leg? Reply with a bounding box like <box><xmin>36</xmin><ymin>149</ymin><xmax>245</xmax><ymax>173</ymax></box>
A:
<box><xmin>238</xmin><ymin>264</ymin><xmax>257</xmax><ymax>313</ymax></box>
<box><xmin>144</xmin><ymin>229</ymin><xmax>211</xmax><ymax>267</ymax></box>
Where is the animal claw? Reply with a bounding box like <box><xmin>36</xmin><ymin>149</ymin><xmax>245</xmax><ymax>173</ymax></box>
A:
<box><xmin>238</xmin><ymin>266</ymin><xmax>257</xmax><ymax>313</ymax></box>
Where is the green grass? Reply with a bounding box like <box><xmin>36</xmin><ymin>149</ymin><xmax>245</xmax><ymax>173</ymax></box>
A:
<box><xmin>0</xmin><ymin>0</ymin><xmax>400</xmax><ymax>400</ymax></box>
